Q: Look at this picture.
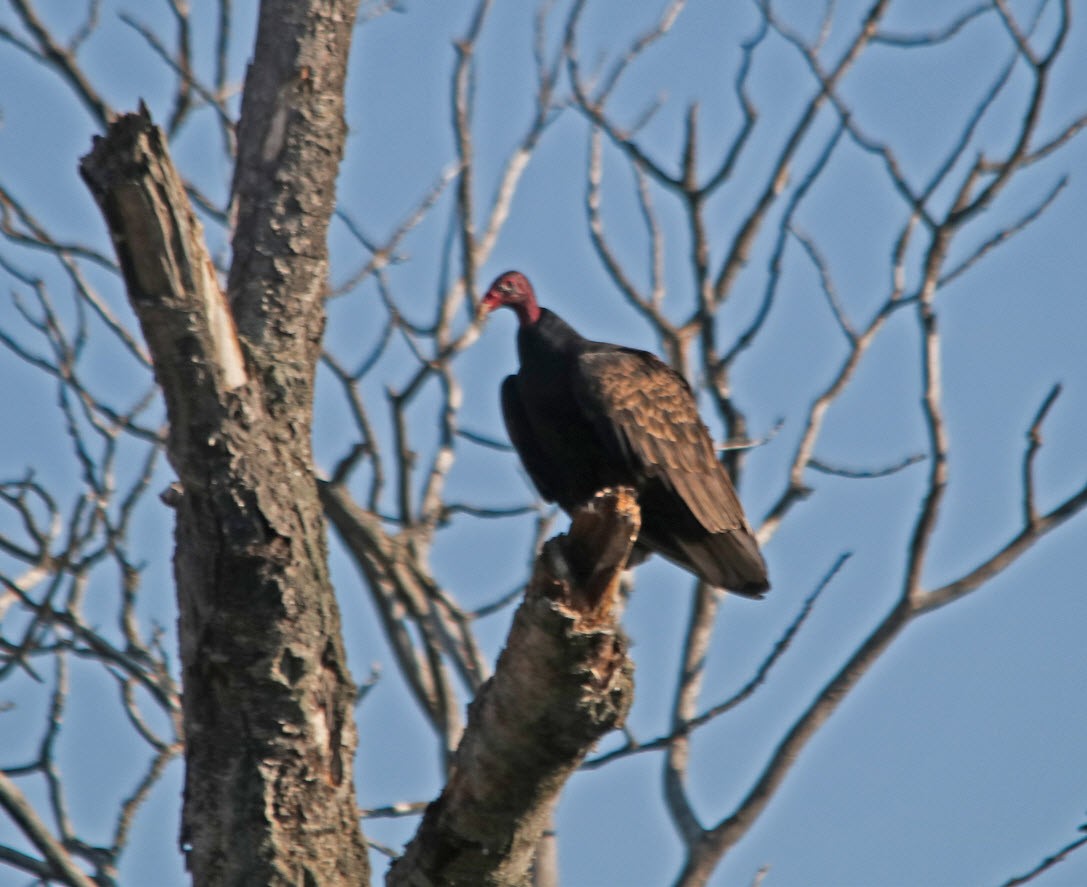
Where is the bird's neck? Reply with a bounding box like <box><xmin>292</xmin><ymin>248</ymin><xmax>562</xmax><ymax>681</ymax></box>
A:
<box><xmin>513</xmin><ymin>298</ymin><xmax>541</xmax><ymax>326</ymax></box>
<box><xmin>518</xmin><ymin>308</ymin><xmax>585</xmax><ymax>362</ymax></box>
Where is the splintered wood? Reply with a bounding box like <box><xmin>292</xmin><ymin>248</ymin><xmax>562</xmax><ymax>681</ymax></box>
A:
<box><xmin>547</xmin><ymin>486</ymin><xmax>640</xmax><ymax>626</ymax></box>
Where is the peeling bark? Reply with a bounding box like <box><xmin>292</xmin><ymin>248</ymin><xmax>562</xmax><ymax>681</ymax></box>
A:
<box><xmin>387</xmin><ymin>488</ymin><xmax>640</xmax><ymax>887</ymax></box>
<box><xmin>78</xmin><ymin>2</ymin><xmax>367</xmax><ymax>881</ymax></box>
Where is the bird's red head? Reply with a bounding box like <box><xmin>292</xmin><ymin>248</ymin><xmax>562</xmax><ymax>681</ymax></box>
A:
<box><xmin>480</xmin><ymin>270</ymin><xmax>540</xmax><ymax>326</ymax></box>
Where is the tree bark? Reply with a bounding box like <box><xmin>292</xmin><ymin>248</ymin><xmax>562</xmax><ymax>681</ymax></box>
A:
<box><xmin>387</xmin><ymin>488</ymin><xmax>640</xmax><ymax>887</ymax></box>
<box><xmin>78</xmin><ymin>2</ymin><xmax>367</xmax><ymax>883</ymax></box>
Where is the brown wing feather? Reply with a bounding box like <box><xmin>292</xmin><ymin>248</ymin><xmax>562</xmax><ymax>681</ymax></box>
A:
<box><xmin>573</xmin><ymin>348</ymin><xmax>751</xmax><ymax>533</ymax></box>
<box><xmin>574</xmin><ymin>347</ymin><xmax>768</xmax><ymax>596</ymax></box>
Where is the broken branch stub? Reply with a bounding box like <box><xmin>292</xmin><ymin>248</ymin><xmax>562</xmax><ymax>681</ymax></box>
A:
<box><xmin>388</xmin><ymin>487</ymin><xmax>640</xmax><ymax>887</ymax></box>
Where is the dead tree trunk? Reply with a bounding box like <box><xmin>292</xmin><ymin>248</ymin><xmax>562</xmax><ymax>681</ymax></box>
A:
<box><xmin>78</xmin><ymin>2</ymin><xmax>368</xmax><ymax>883</ymax></box>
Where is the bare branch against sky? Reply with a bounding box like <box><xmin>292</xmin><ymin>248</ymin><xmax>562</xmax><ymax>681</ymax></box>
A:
<box><xmin>1</xmin><ymin>1</ymin><xmax>1086</xmax><ymax>885</ymax></box>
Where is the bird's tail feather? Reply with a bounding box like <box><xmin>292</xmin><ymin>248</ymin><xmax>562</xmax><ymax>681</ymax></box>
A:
<box><xmin>637</xmin><ymin>528</ymin><xmax>769</xmax><ymax>598</ymax></box>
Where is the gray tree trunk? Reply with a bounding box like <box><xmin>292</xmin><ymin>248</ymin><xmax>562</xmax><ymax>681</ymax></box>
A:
<box><xmin>78</xmin><ymin>1</ymin><xmax>369</xmax><ymax>883</ymax></box>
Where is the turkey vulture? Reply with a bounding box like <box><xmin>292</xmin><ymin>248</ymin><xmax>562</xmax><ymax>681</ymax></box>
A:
<box><xmin>480</xmin><ymin>270</ymin><xmax>769</xmax><ymax>597</ymax></box>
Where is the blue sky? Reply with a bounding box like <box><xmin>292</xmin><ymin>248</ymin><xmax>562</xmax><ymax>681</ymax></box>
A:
<box><xmin>2</xmin><ymin>1</ymin><xmax>1087</xmax><ymax>885</ymax></box>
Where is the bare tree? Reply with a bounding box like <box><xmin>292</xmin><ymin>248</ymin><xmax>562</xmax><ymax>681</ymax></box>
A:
<box><xmin>2</xmin><ymin>1</ymin><xmax>1086</xmax><ymax>886</ymax></box>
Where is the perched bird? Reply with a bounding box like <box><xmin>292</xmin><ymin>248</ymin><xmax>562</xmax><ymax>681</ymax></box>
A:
<box><xmin>479</xmin><ymin>270</ymin><xmax>769</xmax><ymax>597</ymax></box>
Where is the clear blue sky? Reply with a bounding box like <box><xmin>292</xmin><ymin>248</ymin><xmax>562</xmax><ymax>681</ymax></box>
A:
<box><xmin>2</xmin><ymin>2</ymin><xmax>1086</xmax><ymax>885</ymax></box>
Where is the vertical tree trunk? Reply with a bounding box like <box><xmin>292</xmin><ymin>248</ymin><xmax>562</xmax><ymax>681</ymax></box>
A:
<box><xmin>79</xmin><ymin>2</ymin><xmax>367</xmax><ymax>884</ymax></box>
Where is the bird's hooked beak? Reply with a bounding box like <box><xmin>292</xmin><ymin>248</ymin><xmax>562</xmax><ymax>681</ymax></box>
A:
<box><xmin>476</xmin><ymin>290</ymin><xmax>500</xmax><ymax>321</ymax></box>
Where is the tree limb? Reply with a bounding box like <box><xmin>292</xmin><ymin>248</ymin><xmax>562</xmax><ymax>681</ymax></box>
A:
<box><xmin>387</xmin><ymin>488</ymin><xmax>640</xmax><ymax>887</ymax></box>
<box><xmin>0</xmin><ymin>771</ymin><xmax>97</xmax><ymax>887</ymax></box>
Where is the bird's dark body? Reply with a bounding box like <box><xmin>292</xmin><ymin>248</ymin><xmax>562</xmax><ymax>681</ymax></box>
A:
<box><xmin>498</xmin><ymin>305</ymin><xmax>769</xmax><ymax>598</ymax></box>
<box><xmin>504</xmin><ymin>313</ymin><xmax>627</xmax><ymax>507</ymax></box>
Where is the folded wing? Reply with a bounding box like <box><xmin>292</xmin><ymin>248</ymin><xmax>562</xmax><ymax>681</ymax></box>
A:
<box><xmin>573</xmin><ymin>347</ymin><xmax>769</xmax><ymax>596</ymax></box>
